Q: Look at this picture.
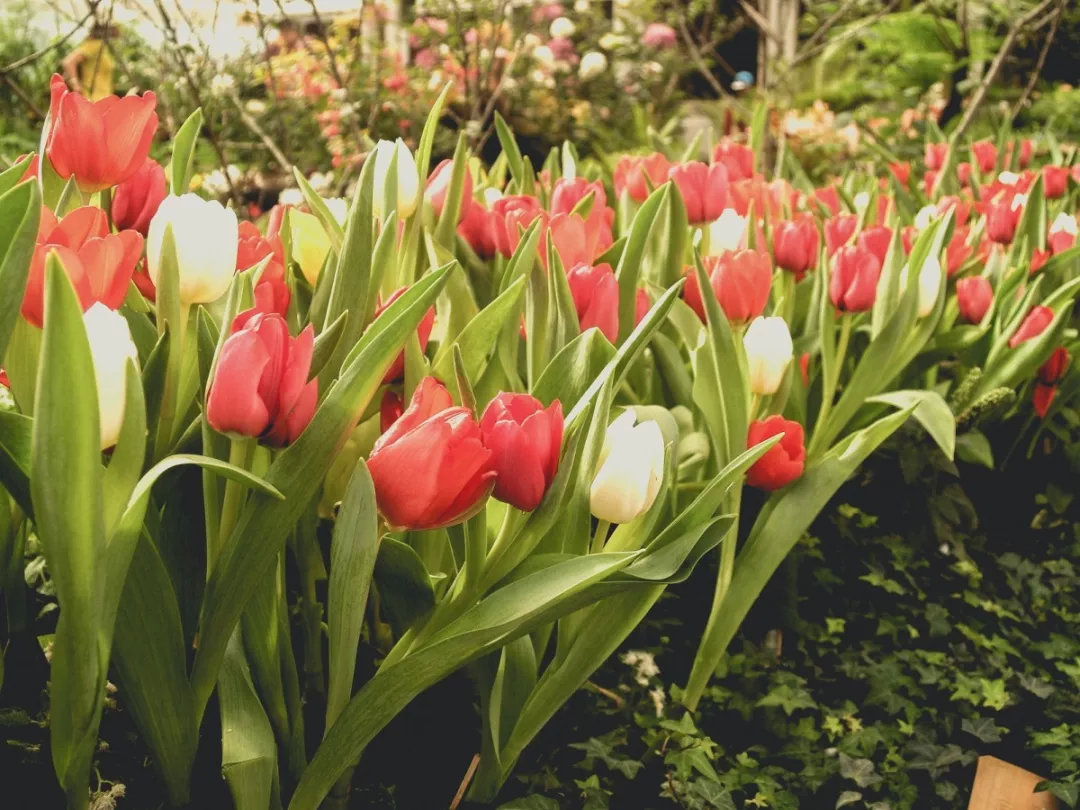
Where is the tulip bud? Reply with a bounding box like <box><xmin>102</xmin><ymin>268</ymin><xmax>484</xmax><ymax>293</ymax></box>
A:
<box><xmin>713</xmin><ymin>140</ymin><xmax>755</xmax><ymax>182</ymax></box>
<box><xmin>956</xmin><ymin>276</ymin><xmax>993</xmax><ymax>324</ymax></box>
<box><xmin>706</xmin><ymin>209</ymin><xmax>747</xmax><ymax>254</ymax></box>
<box><xmin>567</xmin><ymin>263</ymin><xmax>619</xmax><ymax>342</ymax></box>
<box><xmin>743</xmin><ymin>316</ymin><xmax>793</xmax><ymax>395</ymax></box>
<box><xmin>426</xmin><ymin>158</ymin><xmax>473</xmax><ymax>223</ymax></box>
<box><xmin>1049</xmin><ymin>212</ymin><xmax>1078</xmax><ymax>255</ymax></box>
<box><xmin>205</xmin><ymin>313</ymin><xmax>318</xmax><ymax>446</ymax></box>
<box><xmin>147</xmin><ymin>193</ymin><xmax>238</xmax><ymax>305</ymax></box>
<box><xmin>111</xmin><ymin>158</ymin><xmax>168</xmax><ymax>236</ymax></box>
<box><xmin>1038</xmin><ymin>347</ymin><xmax>1070</xmax><ymax>385</ymax></box>
<box><xmin>985</xmin><ymin>197</ymin><xmax>1020</xmax><ymax>245</ymax></box>
<box><xmin>289</xmin><ymin>209</ymin><xmax>331</xmax><ymax>286</ymax></box>
<box><xmin>684</xmin><ymin>249</ymin><xmax>772</xmax><ymax>324</ymax></box>
<box><xmin>829</xmin><ymin>245</ymin><xmax>881</xmax><ymax>313</ymax></box>
<box><xmin>824</xmin><ymin>214</ymin><xmax>858</xmax><ymax>257</ymax></box>
<box><xmin>84</xmin><ymin>303</ymin><xmax>139</xmax><ymax>450</ymax></box>
<box><xmin>772</xmin><ymin>215</ymin><xmax>818</xmax><ymax>279</ymax></box>
<box><xmin>668</xmin><ymin>161</ymin><xmax>729</xmax><ymax>225</ymax></box>
<box><xmin>613</xmin><ymin>153</ymin><xmax>670</xmax><ymax>203</ymax></box>
<box><xmin>372</xmin><ymin>138</ymin><xmax>420</xmax><ymax>220</ymax></box>
<box><xmin>368</xmin><ymin>377</ymin><xmax>495</xmax><ymax>529</ymax></box>
<box><xmin>745</xmin><ymin>415</ymin><xmax>805</xmax><ymax>490</ymax></box>
<box><xmin>589</xmin><ymin>410</ymin><xmax>665</xmax><ymax>524</ymax></box>
<box><xmin>480</xmin><ymin>393</ymin><xmax>563</xmax><ymax>511</ymax></box>
<box><xmin>1009</xmin><ymin>306</ymin><xmax>1054</xmax><ymax>348</ymax></box>
<box><xmin>971</xmin><ymin>140</ymin><xmax>997</xmax><ymax>174</ymax></box>
<box><xmin>899</xmin><ymin>254</ymin><xmax>942</xmax><ymax>318</ymax></box>
<box><xmin>1043</xmin><ymin>166</ymin><xmax>1068</xmax><ymax>199</ymax></box>
<box><xmin>924</xmin><ymin>142</ymin><xmax>947</xmax><ymax>171</ymax></box>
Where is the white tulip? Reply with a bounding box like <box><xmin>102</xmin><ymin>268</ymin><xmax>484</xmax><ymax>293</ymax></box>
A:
<box><xmin>743</xmin><ymin>316</ymin><xmax>793</xmax><ymax>395</ymax></box>
<box><xmin>1010</xmin><ymin>193</ymin><xmax>1028</xmax><ymax>212</ymax></box>
<box><xmin>852</xmin><ymin>191</ymin><xmax>870</xmax><ymax>212</ymax></box>
<box><xmin>590</xmin><ymin>410</ymin><xmax>665</xmax><ymax>524</ymax></box>
<box><xmin>83</xmin><ymin>303</ymin><xmax>139</xmax><ymax>451</ymax></box>
<box><xmin>1050</xmin><ymin>212</ymin><xmax>1078</xmax><ymax>236</ymax></box>
<box><xmin>372</xmin><ymin>138</ymin><xmax>419</xmax><ymax>221</ymax></box>
<box><xmin>997</xmin><ymin>170</ymin><xmax>1021</xmax><ymax>186</ymax></box>
<box><xmin>147</xmin><ymin>194</ymin><xmax>238</xmax><ymax>305</ymax></box>
<box><xmin>550</xmin><ymin>16</ymin><xmax>576</xmax><ymax>38</ymax></box>
<box><xmin>914</xmin><ymin>204</ymin><xmax>937</xmax><ymax>230</ymax></box>
<box><xmin>323</xmin><ymin>196</ymin><xmax>348</xmax><ymax>225</ymax></box>
<box><xmin>579</xmin><ymin>51</ymin><xmax>608</xmax><ymax>81</ymax></box>
<box><xmin>278</xmin><ymin>188</ymin><xmax>304</xmax><ymax>206</ymax></box>
<box><xmin>707</xmin><ymin>208</ymin><xmax>747</xmax><ymax>253</ymax></box>
<box><xmin>899</xmin><ymin>253</ymin><xmax>942</xmax><ymax>318</ymax></box>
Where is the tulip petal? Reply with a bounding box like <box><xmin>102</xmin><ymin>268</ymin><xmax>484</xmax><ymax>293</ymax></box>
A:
<box><xmin>207</xmin><ymin>330</ymin><xmax>273</xmax><ymax>437</ymax></box>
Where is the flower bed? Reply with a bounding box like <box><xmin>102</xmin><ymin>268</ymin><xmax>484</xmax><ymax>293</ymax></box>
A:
<box><xmin>0</xmin><ymin>71</ymin><xmax>1078</xmax><ymax>810</ymax></box>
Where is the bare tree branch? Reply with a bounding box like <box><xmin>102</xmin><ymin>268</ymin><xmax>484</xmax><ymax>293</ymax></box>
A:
<box><xmin>789</xmin><ymin>0</ymin><xmax>901</xmax><ymax>68</ymax></box>
<box><xmin>228</xmin><ymin>90</ymin><xmax>291</xmax><ymax>171</ymax></box>
<box><xmin>1011</xmin><ymin>0</ymin><xmax>1066</xmax><ymax>121</ymax></box>
<box><xmin>676</xmin><ymin>11</ymin><xmax>730</xmax><ymax>98</ymax></box>
<box><xmin>0</xmin><ymin>2</ymin><xmax>99</xmax><ymax>75</ymax></box>
<box><xmin>799</xmin><ymin>0</ymin><xmax>859</xmax><ymax>56</ymax></box>
<box><xmin>735</xmin><ymin>0</ymin><xmax>782</xmax><ymax>46</ymax></box>
<box><xmin>952</xmin><ymin>0</ymin><xmax>1056</xmax><ymax>141</ymax></box>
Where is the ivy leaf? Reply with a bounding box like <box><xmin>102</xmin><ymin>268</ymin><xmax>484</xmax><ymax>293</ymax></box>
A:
<box><xmin>980</xmin><ymin>678</ymin><xmax>1010</xmax><ymax>711</ymax></box>
<box><xmin>570</xmin><ymin>738</ymin><xmax>644</xmax><ymax>780</ymax></box>
<box><xmin>757</xmin><ymin>681</ymin><xmax>818</xmax><ymax>716</ymax></box>
<box><xmin>962</xmin><ymin>717</ymin><xmax>1004</xmax><ymax>743</ymax></box>
<box><xmin>689</xmin><ymin>782</ymin><xmax>735</xmax><ymax>810</ymax></box>
<box><xmin>838</xmin><ymin>752</ymin><xmax>882</xmax><ymax>788</ymax></box>
<box><xmin>836</xmin><ymin>791</ymin><xmax>862</xmax><ymax>809</ymax></box>
<box><xmin>1046</xmin><ymin>781</ymin><xmax>1080</xmax><ymax>807</ymax></box>
<box><xmin>497</xmin><ymin>796</ymin><xmax>561</xmax><ymax>810</ymax></box>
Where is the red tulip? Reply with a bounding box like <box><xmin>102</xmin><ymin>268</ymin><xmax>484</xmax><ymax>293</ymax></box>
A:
<box><xmin>1009</xmin><ymin>306</ymin><xmax>1054</xmax><ymax>348</ymax></box>
<box><xmin>543</xmin><ymin>211</ymin><xmax>611</xmax><ymax>270</ymax></box>
<box><xmin>745</xmin><ymin>416</ymin><xmax>805</xmax><ymax>490</ymax></box>
<box><xmin>373</xmin><ymin>286</ymin><xmax>436</xmax><ymax>382</ymax></box>
<box><xmin>856</xmin><ymin>225</ymin><xmax>892</xmax><ymax>267</ymax></box>
<box><xmin>888</xmin><ymin>161</ymin><xmax>911</xmax><ymax>186</ymax></box>
<box><xmin>668</xmin><ymin>161</ymin><xmax>729</xmax><ymax>224</ymax></box>
<box><xmin>1050</xmin><ymin>229</ymin><xmax>1076</xmax><ymax>256</ymax></box>
<box><xmin>1038</xmin><ymin>347</ymin><xmax>1069</xmax><ymax>385</ymax></box>
<box><xmin>772</xmin><ymin>215</ymin><xmax>819</xmax><ymax>279</ymax></box>
<box><xmin>1005</xmin><ymin>138</ymin><xmax>1033</xmax><ymax>169</ymax></box>
<box><xmin>45</xmin><ymin>74</ymin><xmax>158</xmax><ymax>193</ymax></box>
<box><xmin>551</xmin><ymin>177</ymin><xmax>606</xmax><ymax>216</ymax></box>
<box><xmin>1031</xmin><ymin>249</ymin><xmax>1050</xmax><ymax>274</ymax></box>
<box><xmin>924</xmin><ymin>142</ymin><xmax>948</xmax><ymax>171</ymax></box>
<box><xmin>986</xmin><ymin>196</ymin><xmax>1021</xmax><ymax>244</ymax></box>
<box><xmin>458</xmin><ymin>201</ymin><xmax>498</xmax><ymax>258</ymax></box>
<box><xmin>799</xmin><ymin>352</ymin><xmax>810</xmax><ymax>387</ymax></box>
<box><xmin>712</xmin><ymin>140</ymin><xmax>754</xmax><ymax>182</ymax></box>
<box><xmin>824</xmin><ymin>214</ymin><xmax>858</xmax><ymax>257</ymax></box>
<box><xmin>957</xmin><ymin>162</ymin><xmax>973</xmax><ymax>186</ymax></box>
<box><xmin>480</xmin><ymin>392</ymin><xmax>563</xmax><ymax>511</ymax></box>
<box><xmin>111</xmin><ymin>157</ymin><xmax>167</xmax><ymax>236</ymax></box>
<box><xmin>684</xmin><ymin>249</ymin><xmax>772</xmax><ymax>324</ymax></box>
<box><xmin>945</xmin><ymin>228</ymin><xmax>973</xmax><ymax>276</ymax></box>
<box><xmin>876</xmin><ymin>194</ymin><xmax>894</xmax><ymax>226</ymax></box>
<box><xmin>829</xmin><ymin>245</ymin><xmax>881</xmax><ymax>313</ymax></box>
<box><xmin>956</xmin><ymin>276</ymin><xmax>992</xmax><ymax>323</ymax></box>
<box><xmin>206</xmin><ymin>313</ymin><xmax>317</xmax><ymax>446</ymax></box>
<box><xmin>1043</xmin><ymin>166</ymin><xmax>1069</xmax><ymax>199</ymax></box>
<box><xmin>565</xmin><ymin>262</ymin><xmax>618</xmax><ymax>341</ymax></box>
<box><xmin>634</xmin><ymin>288</ymin><xmax>651</xmax><ymax>326</ymax></box>
<box><xmin>22</xmin><ymin>206</ymin><xmax>142</xmax><ymax>328</ymax></box>
<box><xmin>813</xmin><ymin>185</ymin><xmax>841</xmax><ymax>216</ymax></box>
<box><xmin>492</xmin><ymin>195</ymin><xmax>545</xmax><ymax>258</ymax></box>
<box><xmin>938</xmin><ymin>195</ymin><xmax>971</xmax><ymax>227</ymax></box>
<box><xmin>971</xmin><ymin>140</ymin><xmax>997</xmax><ymax>174</ymax></box>
<box><xmin>613</xmin><ymin>153</ymin><xmax>671</xmax><ymax>202</ymax></box>
<box><xmin>1033</xmin><ymin>383</ymin><xmax>1056</xmax><ymax>418</ymax></box>
<box><xmin>368</xmin><ymin>376</ymin><xmax>495</xmax><ymax>529</ymax></box>
<box><xmin>16</xmin><ymin>152</ymin><xmax>38</xmax><ymax>183</ymax></box>
<box><xmin>236</xmin><ymin>221</ymin><xmax>290</xmax><ymax>315</ymax></box>
<box><xmin>425</xmin><ymin>159</ymin><xmax>473</xmax><ymax>223</ymax></box>
<box><xmin>730</xmin><ymin>176</ymin><xmax>793</xmax><ymax>219</ymax></box>
<box><xmin>923</xmin><ymin>170</ymin><xmax>938</xmax><ymax>197</ymax></box>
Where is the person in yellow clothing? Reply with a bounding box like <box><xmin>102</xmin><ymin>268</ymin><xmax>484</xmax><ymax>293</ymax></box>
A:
<box><xmin>61</xmin><ymin>24</ymin><xmax>116</xmax><ymax>101</ymax></box>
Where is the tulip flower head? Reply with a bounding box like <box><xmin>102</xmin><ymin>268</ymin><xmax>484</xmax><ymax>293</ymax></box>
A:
<box><xmin>613</xmin><ymin>153</ymin><xmax>671</xmax><ymax>203</ymax></box>
<box><xmin>425</xmin><ymin>158</ymin><xmax>473</xmax><ymax>223</ymax></box>
<box><xmin>772</xmin><ymin>215</ymin><xmax>819</xmax><ymax>280</ymax></box>
<box><xmin>706</xmin><ymin>208</ymin><xmax>748</xmax><ymax>254</ymax></box>
<box><xmin>971</xmin><ymin>140</ymin><xmax>997</xmax><ymax>174</ymax></box>
<box><xmin>492</xmin><ymin>195</ymin><xmax>544</xmax><ymax>258</ymax></box>
<box><xmin>743</xmin><ymin>316</ymin><xmax>794</xmax><ymax>396</ymax></box>
<box><xmin>668</xmin><ymin>161</ymin><xmax>729</xmax><ymax>225</ymax></box>
<box><xmin>712</xmin><ymin>140</ymin><xmax>755</xmax><ymax>182</ymax></box>
<box><xmin>147</xmin><ymin>193</ymin><xmax>238</xmax><ymax>305</ymax></box>
<box><xmin>824</xmin><ymin>214</ymin><xmax>858</xmax><ymax>257</ymax></box>
<box><xmin>1043</xmin><ymin>165</ymin><xmax>1069</xmax><ymax>199</ymax></box>
<box><xmin>684</xmin><ymin>249</ymin><xmax>773</xmax><ymax>324</ymax></box>
<box><xmin>567</xmin><ymin>263</ymin><xmax>619</xmax><ymax>343</ymax></box>
<box><xmin>1049</xmin><ymin>213</ymin><xmax>1078</xmax><ymax>255</ymax></box>
<box><xmin>367</xmin><ymin>377</ymin><xmax>495</xmax><ymax>530</ymax></box>
<box><xmin>1009</xmin><ymin>306</ymin><xmax>1054</xmax><ymax>348</ymax></box>
<box><xmin>84</xmin><ymin>303</ymin><xmax>139</xmax><ymax>450</ymax></box>
<box><xmin>480</xmin><ymin>393</ymin><xmax>563</xmax><ymax>511</ymax></box>
<box><xmin>829</xmin><ymin>245</ymin><xmax>881</xmax><ymax>313</ymax></box>
<box><xmin>956</xmin><ymin>276</ymin><xmax>993</xmax><ymax>324</ymax></box>
<box><xmin>45</xmin><ymin>74</ymin><xmax>158</xmax><ymax>193</ymax></box>
<box><xmin>289</xmin><ymin>209</ymin><xmax>332</xmax><ymax>286</ymax></box>
<box><xmin>206</xmin><ymin>313</ymin><xmax>318</xmax><ymax>447</ymax></box>
<box><xmin>856</xmin><ymin>225</ymin><xmax>892</xmax><ymax>267</ymax></box>
<box><xmin>924</xmin><ymin>142</ymin><xmax>948</xmax><ymax>171</ymax></box>
<box><xmin>111</xmin><ymin>158</ymin><xmax>168</xmax><ymax>236</ymax></box>
<box><xmin>898</xmin><ymin>254</ymin><xmax>943</xmax><ymax>318</ymax></box>
<box><xmin>458</xmin><ymin>201</ymin><xmax>498</xmax><ymax>258</ymax></box>
<box><xmin>372</xmin><ymin>138</ymin><xmax>420</xmax><ymax>220</ymax></box>
<box><xmin>374</xmin><ymin>286</ymin><xmax>436</xmax><ymax>382</ymax></box>
<box><xmin>745</xmin><ymin>415</ymin><xmax>805</xmax><ymax>490</ymax></box>
<box><xmin>590</xmin><ymin>410</ymin><xmax>665</xmax><ymax>524</ymax></box>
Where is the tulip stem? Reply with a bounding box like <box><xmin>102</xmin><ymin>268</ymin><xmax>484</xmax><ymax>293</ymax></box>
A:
<box><xmin>590</xmin><ymin>520</ymin><xmax>611</xmax><ymax>554</ymax></box>
<box><xmin>460</xmin><ymin>515</ymin><xmax>486</xmax><ymax>599</ymax></box>
<box><xmin>213</xmin><ymin>437</ymin><xmax>256</xmax><ymax>573</ymax></box>
<box><xmin>810</xmin><ymin>313</ymin><xmax>852</xmax><ymax>457</ymax></box>
<box><xmin>154</xmin><ymin>303</ymin><xmax>190</xmax><ymax>460</ymax></box>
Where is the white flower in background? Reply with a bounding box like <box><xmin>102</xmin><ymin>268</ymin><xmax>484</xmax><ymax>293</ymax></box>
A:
<box><xmin>84</xmin><ymin>303</ymin><xmax>139</xmax><ymax>451</ymax></box>
<box><xmin>200</xmin><ymin>165</ymin><xmax>242</xmax><ymax>197</ymax></box>
<box><xmin>147</xmin><ymin>193</ymin><xmax>238</xmax><ymax>305</ymax></box>
<box><xmin>899</xmin><ymin>254</ymin><xmax>943</xmax><ymax>318</ymax></box>
<box><xmin>279</xmin><ymin>188</ymin><xmax>303</xmax><ymax>206</ymax></box>
<box><xmin>533</xmin><ymin>45</ymin><xmax>555</xmax><ymax>67</ymax></box>
<box><xmin>323</xmin><ymin>196</ymin><xmax>348</xmax><ymax>225</ymax></box>
<box><xmin>998</xmin><ymin>170</ymin><xmax>1021</xmax><ymax>186</ymax></box>
<box><xmin>707</xmin><ymin>208</ymin><xmax>747</xmax><ymax>253</ymax></box>
<box><xmin>574</xmin><ymin>0</ymin><xmax>590</xmax><ymax>12</ymax></box>
<box><xmin>642</xmin><ymin>60</ymin><xmax>663</xmax><ymax>76</ymax></box>
<box><xmin>372</xmin><ymin>138</ymin><xmax>419</xmax><ymax>220</ymax></box>
<box><xmin>210</xmin><ymin>73</ymin><xmax>235</xmax><ymax>97</ymax></box>
<box><xmin>550</xmin><ymin>16</ymin><xmax>576</xmax><ymax>38</ymax></box>
<box><xmin>579</xmin><ymin>50</ymin><xmax>608</xmax><ymax>81</ymax></box>
<box><xmin>620</xmin><ymin>650</ymin><xmax>660</xmax><ymax>685</ymax></box>
<box><xmin>1051</xmin><ymin>212</ymin><xmax>1078</xmax><ymax>236</ymax></box>
<box><xmin>852</xmin><ymin>191</ymin><xmax>870</xmax><ymax>213</ymax></box>
<box><xmin>914</xmin><ymin>204</ymin><xmax>937</xmax><ymax>230</ymax></box>
<box><xmin>329</xmin><ymin>87</ymin><xmax>346</xmax><ymax>102</ymax></box>
<box><xmin>599</xmin><ymin>32</ymin><xmax>628</xmax><ymax>50</ymax></box>
<box><xmin>649</xmin><ymin>687</ymin><xmax>666</xmax><ymax>718</ymax></box>
<box><xmin>523</xmin><ymin>33</ymin><xmax>542</xmax><ymax>51</ymax></box>
<box><xmin>244</xmin><ymin>99</ymin><xmax>267</xmax><ymax>115</ymax></box>
<box><xmin>308</xmin><ymin>171</ymin><xmax>333</xmax><ymax>194</ymax></box>
<box><xmin>743</xmin><ymin>316</ymin><xmax>794</xmax><ymax>395</ymax></box>
<box><xmin>483</xmin><ymin>187</ymin><xmax>503</xmax><ymax>207</ymax></box>
<box><xmin>590</xmin><ymin>410</ymin><xmax>665</xmax><ymax>523</ymax></box>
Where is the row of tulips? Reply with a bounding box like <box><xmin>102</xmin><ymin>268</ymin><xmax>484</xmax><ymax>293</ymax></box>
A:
<box><xmin>0</xmin><ymin>75</ymin><xmax>1076</xmax><ymax>810</ymax></box>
